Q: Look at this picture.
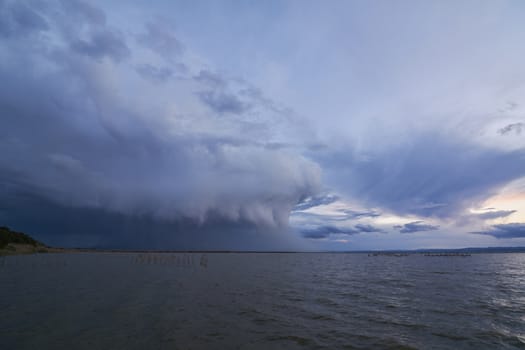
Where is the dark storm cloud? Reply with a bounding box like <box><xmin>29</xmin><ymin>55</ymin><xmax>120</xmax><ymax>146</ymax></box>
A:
<box><xmin>472</xmin><ymin>223</ymin><xmax>525</xmax><ymax>239</ymax></box>
<box><xmin>394</xmin><ymin>221</ymin><xmax>439</xmax><ymax>234</ymax></box>
<box><xmin>1</xmin><ymin>193</ymin><xmax>302</xmax><ymax>250</ymax></box>
<box><xmin>499</xmin><ymin>122</ymin><xmax>524</xmax><ymax>135</ymax></box>
<box><xmin>0</xmin><ymin>0</ymin><xmax>321</xmax><ymax>247</ymax></box>
<box><xmin>315</xmin><ymin>134</ymin><xmax>525</xmax><ymax>219</ymax></box>
<box><xmin>300</xmin><ymin>224</ymin><xmax>383</xmax><ymax>239</ymax></box>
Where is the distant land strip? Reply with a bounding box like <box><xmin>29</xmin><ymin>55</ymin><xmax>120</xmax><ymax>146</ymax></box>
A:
<box><xmin>2</xmin><ymin>226</ymin><xmax>525</xmax><ymax>255</ymax></box>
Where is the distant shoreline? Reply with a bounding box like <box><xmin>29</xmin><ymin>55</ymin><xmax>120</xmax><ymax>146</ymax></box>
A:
<box><xmin>3</xmin><ymin>226</ymin><xmax>525</xmax><ymax>256</ymax></box>
<box><xmin>53</xmin><ymin>246</ymin><xmax>525</xmax><ymax>254</ymax></box>
<box><xmin>3</xmin><ymin>246</ymin><xmax>525</xmax><ymax>256</ymax></box>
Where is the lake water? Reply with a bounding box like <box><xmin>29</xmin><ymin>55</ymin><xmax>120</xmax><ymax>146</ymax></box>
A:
<box><xmin>1</xmin><ymin>252</ymin><xmax>525</xmax><ymax>349</ymax></box>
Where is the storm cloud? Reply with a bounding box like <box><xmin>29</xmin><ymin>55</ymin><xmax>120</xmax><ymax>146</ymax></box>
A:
<box><xmin>0</xmin><ymin>0</ymin><xmax>321</xmax><ymax>247</ymax></box>
<box><xmin>2</xmin><ymin>0</ymin><xmax>525</xmax><ymax>250</ymax></box>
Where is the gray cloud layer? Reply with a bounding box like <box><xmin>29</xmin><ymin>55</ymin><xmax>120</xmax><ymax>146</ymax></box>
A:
<box><xmin>0</xmin><ymin>0</ymin><xmax>321</xmax><ymax>247</ymax></box>
<box><xmin>316</xmin><ymin>134</ymin><xmax>525</xmax><ymax>219</ymax></box>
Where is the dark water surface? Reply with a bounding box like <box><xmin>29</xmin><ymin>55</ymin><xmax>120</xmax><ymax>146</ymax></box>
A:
<box><xmin>1</xmin><ymin>253</ymin><xmax>525</xmax><ymax>349</ymax></box>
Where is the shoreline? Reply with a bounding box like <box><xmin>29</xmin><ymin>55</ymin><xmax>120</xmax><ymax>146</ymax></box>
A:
<box><xmin>0</xmin><ymin>244</ymin><xmax>72</xmax><ymax>256</ymax></box>
<box><xmin>3</xmin><ymin>245</ymin><xmax>525</xmax><ymax>256</ymax></box>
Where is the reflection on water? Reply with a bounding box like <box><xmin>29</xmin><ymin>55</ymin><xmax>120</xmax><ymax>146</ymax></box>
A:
<box><xmin>1</xmin><ymin>253</ymin><xmax>525</xmax><ymax>349</ymax></box>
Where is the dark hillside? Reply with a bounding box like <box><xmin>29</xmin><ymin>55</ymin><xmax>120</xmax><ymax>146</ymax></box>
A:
<box><xmin>0</xmin><ymin>226</ymin><xmax>43</xmax><ymax>249</ymax></box>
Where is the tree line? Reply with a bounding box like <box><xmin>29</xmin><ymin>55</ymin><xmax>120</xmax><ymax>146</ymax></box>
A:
<box><xmin>0</xmin><ymin>226</ymin><xmax>42</xmax><ymax>249</ymax></box>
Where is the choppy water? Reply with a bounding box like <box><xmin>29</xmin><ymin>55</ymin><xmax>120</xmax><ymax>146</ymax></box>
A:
<box><xmin>1</xmin><ymin>252</ymin><xmax>525</xmax><ymax>349</ymax></box>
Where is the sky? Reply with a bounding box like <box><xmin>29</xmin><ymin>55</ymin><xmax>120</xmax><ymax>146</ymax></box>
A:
<box><xmin>2</xmin><ymin>0</ymin><xmax>525</xmax><ymax>250</ymax></box>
